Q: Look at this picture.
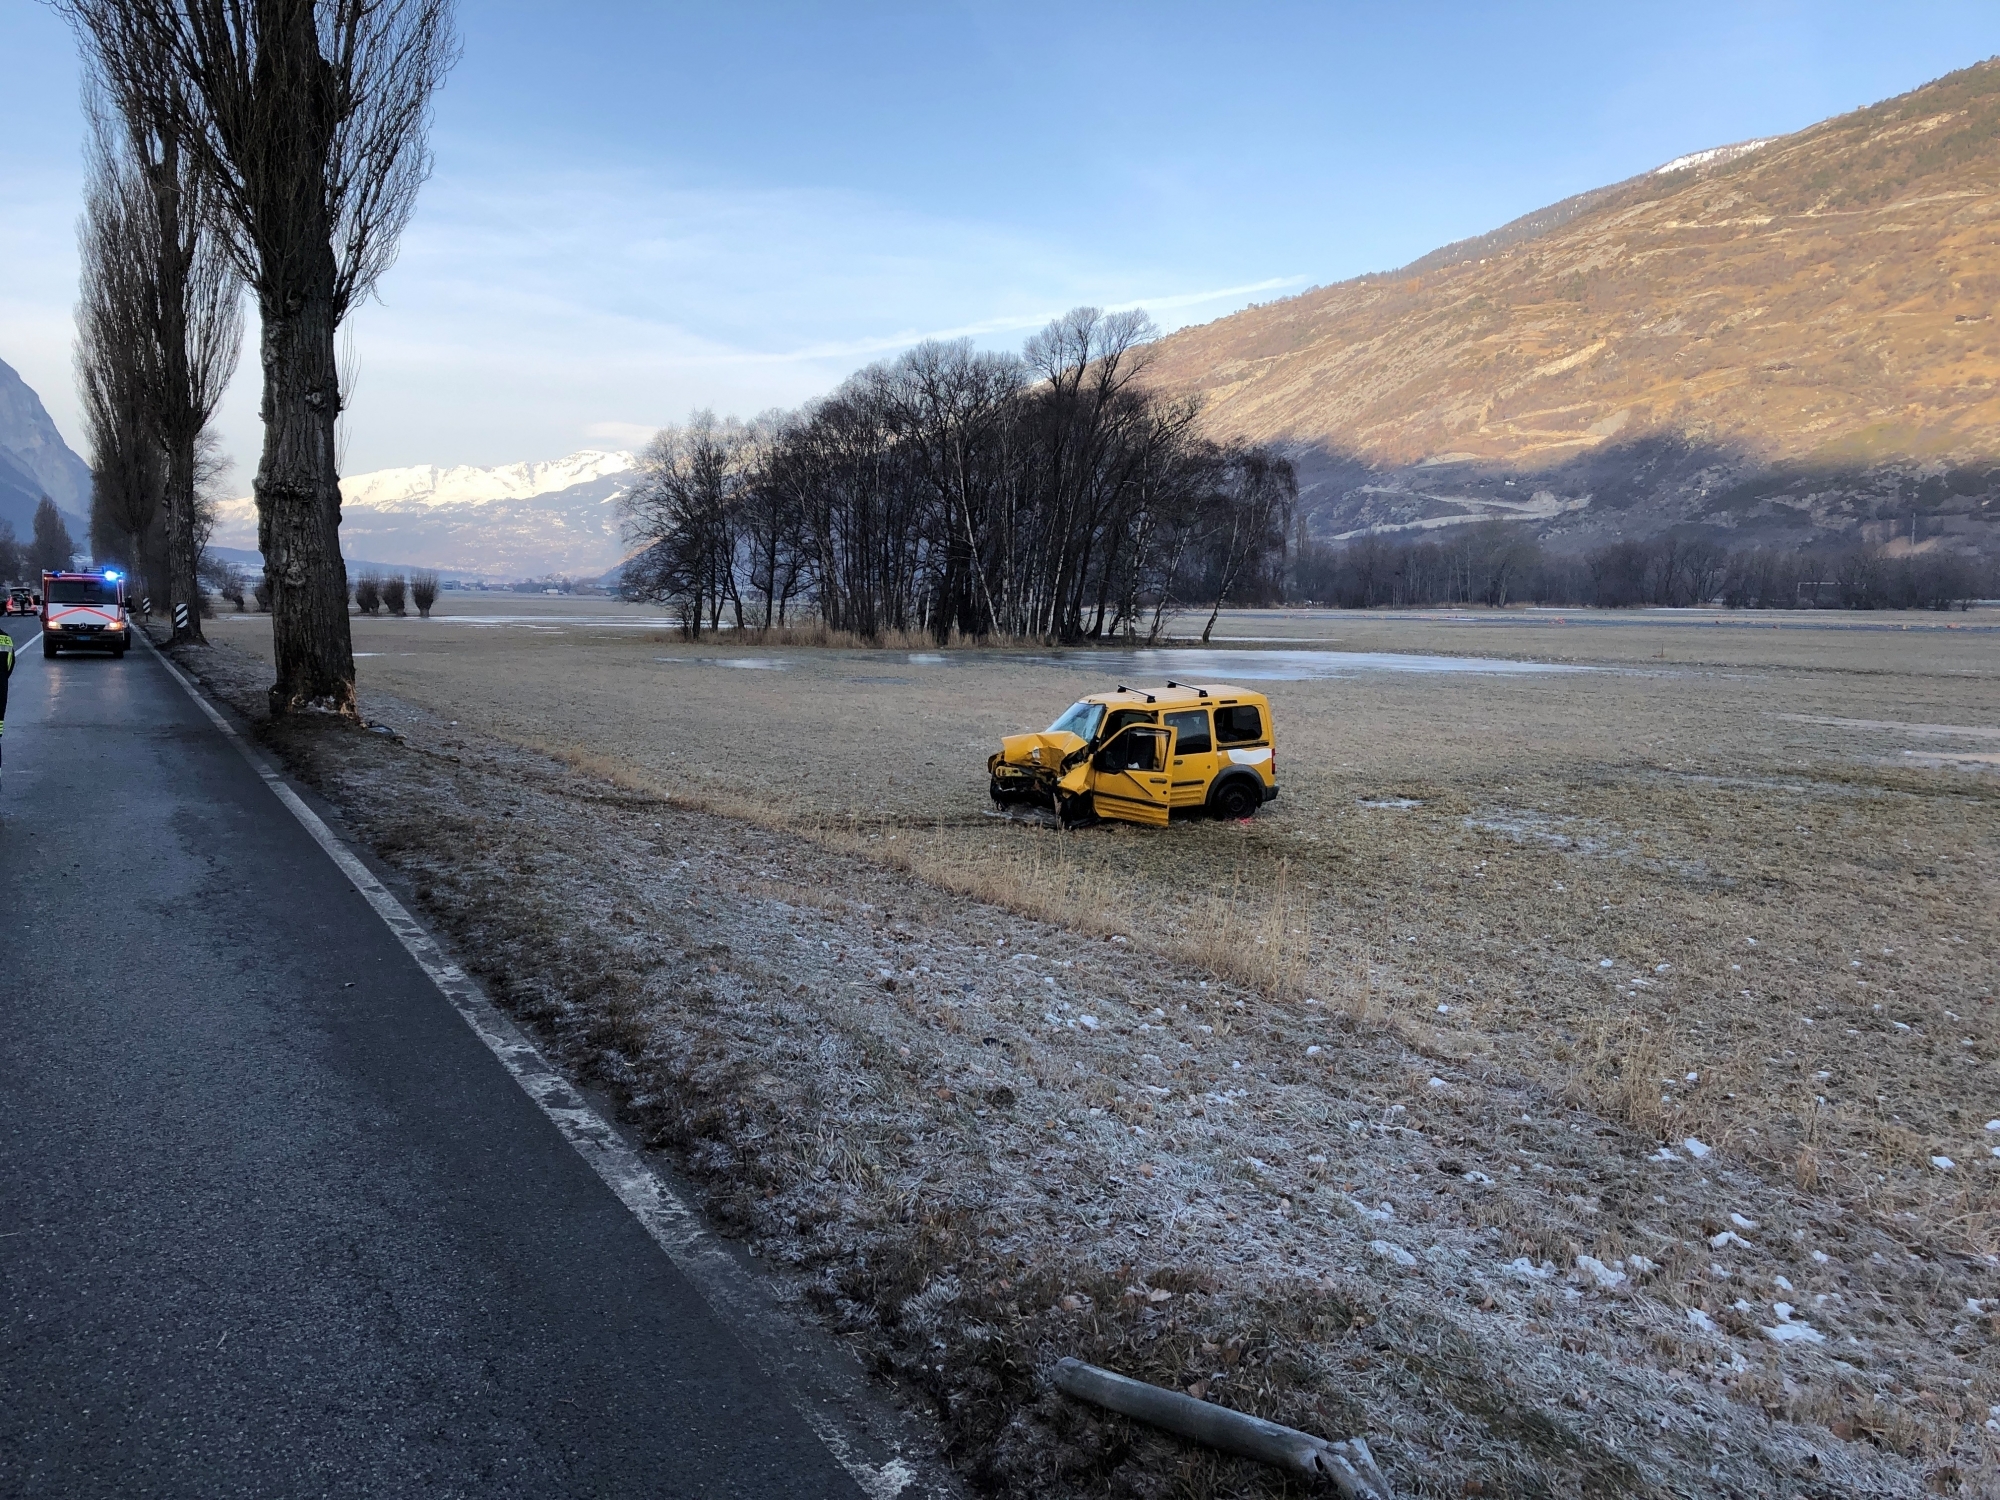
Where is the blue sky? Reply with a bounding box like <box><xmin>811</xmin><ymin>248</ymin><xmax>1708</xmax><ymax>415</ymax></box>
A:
<box><xmin>3</xmin><ymin>2</ymin><xmax>1996</xmax><ymax>478</ymax></box>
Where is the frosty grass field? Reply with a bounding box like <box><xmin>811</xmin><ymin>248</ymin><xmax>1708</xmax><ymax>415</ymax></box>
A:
<box><xmin>198</xmin><ymin>597</ymin><xmax>2000</xmax><ymax>1496</ymax></box>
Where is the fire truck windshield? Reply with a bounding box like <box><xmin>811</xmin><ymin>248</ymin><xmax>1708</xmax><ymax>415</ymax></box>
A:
<box><xmin>46</xmin><ymin>579</ymin><xmax>118</xmax><ymax>605</ymax></box>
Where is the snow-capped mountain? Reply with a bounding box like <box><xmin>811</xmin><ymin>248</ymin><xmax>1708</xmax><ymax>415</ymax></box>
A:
<box><xmin>212</xmin><ymin>449</ymin><xmax>639</xmax><ymax>579</ymax></box>
<box><xmin>1652</xmin><ymin>138</ymin><xmax>1770</xmax><ymax>176</ymax></box>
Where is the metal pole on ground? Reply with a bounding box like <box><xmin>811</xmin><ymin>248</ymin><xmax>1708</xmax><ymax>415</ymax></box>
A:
<box><xmin>1054</xmin><ymin>1357</ymin><xmax>1394</xmax><ymax>1498</ymax></box>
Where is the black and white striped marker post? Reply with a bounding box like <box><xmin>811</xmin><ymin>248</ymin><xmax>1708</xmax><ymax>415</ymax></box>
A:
<box><xmin>174</xmin><ymin>602</ymin><xmax>189</xmax><ymax>632</ymax></box>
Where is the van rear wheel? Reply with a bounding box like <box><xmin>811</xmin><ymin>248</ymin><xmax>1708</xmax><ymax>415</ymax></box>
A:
<box><xmin>1210</xmin><ymin>778</ymin><xmax>1260</xmax><ymax>820</ymax></box>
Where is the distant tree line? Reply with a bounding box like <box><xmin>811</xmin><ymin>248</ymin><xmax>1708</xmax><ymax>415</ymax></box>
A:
<box><xmin>1293</xmin><ymin>525</ymin><xmax>1994</xmax><ymax>611</ymax></box>
<box><xmin>622</xmin><ymin>308</ymin><xmax>1296</xmax><ymax>643</ymax></box>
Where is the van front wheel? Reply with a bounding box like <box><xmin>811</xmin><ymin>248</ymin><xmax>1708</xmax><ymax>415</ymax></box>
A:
<box><xmin>1056</xmin><ymin>792</ymin><xmax>1098</xmax><ymax>828</ymax></box>
<box><xmin>1210</xmin><ymin>778</ymin><xmax>1260</xmax><ymax>820</ymax></box>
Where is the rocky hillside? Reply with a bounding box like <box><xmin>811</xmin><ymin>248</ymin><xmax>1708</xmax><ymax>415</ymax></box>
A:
<box><xmin>0</xmin><ymin>356</ymin><xmax>92</xmax><ymax>544</ymax></box>
<box><xmin>1147</xmin><ymin>59</ymin><xmax>2000</xmax><ymax>554</ymax></box>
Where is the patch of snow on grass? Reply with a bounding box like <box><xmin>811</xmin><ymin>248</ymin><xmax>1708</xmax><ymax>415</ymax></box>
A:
<box><xmin>1576</xmin><ymin>1255</ymin><xmax>1628</xmax><ymax>1290</ymax></box>
<box><xmin>1762</xmin><ymin>1303</ymin><xmax>1825</xmax><ymax>1344</ymax></box>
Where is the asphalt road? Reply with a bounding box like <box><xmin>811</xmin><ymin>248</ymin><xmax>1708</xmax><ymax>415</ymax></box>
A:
<box><xmin>0</xmin><ymin>636</ymin><xmax>862</xmax><ymax>1498</ymax></box>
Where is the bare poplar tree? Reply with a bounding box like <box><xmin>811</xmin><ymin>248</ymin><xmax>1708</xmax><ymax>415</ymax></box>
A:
<box><xmin>76</xmin><ymin>139</ymin><xmax>165</xmax><ymax>584</ymax></box>
<box><xmin>60</xmin><ymin>0</ymin><xmax>458</xmax><ymax>710</ymax></box>
<box><xmin>0</xmin><ymin>524</ymin><xmax>24</xmax><ymax>586</ymax></box>
<box><xmin>74</xmin><ymin>93</ymin><xmax>242</xmax><ymax>641</ymax></box>
<box><xmin>31</xmin><ymin>498</ymin><xmax>79</xmax><ymax>575</ymax></box>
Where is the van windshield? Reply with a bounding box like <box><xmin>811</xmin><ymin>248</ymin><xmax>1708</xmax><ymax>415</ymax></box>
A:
<box><xmin>47</xmin><ymin>579</ymin><xmax>117</xmax><ymax>605</ymax></box>
<box><xmin>1045</xmin><ymin>701</ymin><xmax>1105</xmax><ymax>741</ymax></box>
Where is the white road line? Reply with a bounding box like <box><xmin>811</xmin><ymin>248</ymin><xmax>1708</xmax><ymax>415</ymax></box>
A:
<box><xmin>142</xmin><ymin>636</ymin><xmax>919</xmax><ymax>1500</ymax></box>
<box><xmin>6</xmin><ymin>630</ymin><xmax>43</xmax><ymax>658</ymax></box>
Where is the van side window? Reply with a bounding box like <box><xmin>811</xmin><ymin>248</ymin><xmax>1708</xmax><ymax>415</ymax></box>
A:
<box><xmin>1103</xmin><ymin>709</ymin><xmax>1158</xmax><ymax>738</ymax></box>
<box><xmin>1214</xmin><ymin>705</ymin><xmax>1263</xmax><ymax>744</ymax></box>
<box><xmin>1162</xmin><ymin>709</ymin><xmax>1211</xmax><ymax>756</ymax></box>
<box><xmin>1101</xmin><ymin>728</ymin><xmax>1164</xmax><ymax>773</ymax></box>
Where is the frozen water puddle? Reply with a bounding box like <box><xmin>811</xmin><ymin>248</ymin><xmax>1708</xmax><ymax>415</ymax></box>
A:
<box><xmin>1003</xmin><ymin>647</ymin><xmax>1596</xmax><ymax>681</ymax></box>
<box><xmin>654</xmin><ymin>656</ymin><xmax>793</xmax><ymax>670</ymax></box>
<box><xmin>1465</xmin><ymin>808</ymin><xmax>1625</xmax><ymax>856</ymax></box>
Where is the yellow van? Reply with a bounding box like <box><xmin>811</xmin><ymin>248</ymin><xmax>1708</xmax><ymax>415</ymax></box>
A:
<box><xmin>988</xmin><ymin>682</ymin><xmax>1278</xmax><ymax>827</ymax></box>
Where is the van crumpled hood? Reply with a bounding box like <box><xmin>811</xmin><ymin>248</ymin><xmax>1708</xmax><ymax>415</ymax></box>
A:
<box><xmin>995</xmin><ymin>730</ymin><xmax>1086</xmax><ymax>769</ymax></box>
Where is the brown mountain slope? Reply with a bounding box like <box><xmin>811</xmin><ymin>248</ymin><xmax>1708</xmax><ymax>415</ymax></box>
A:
<box><xmin>1148</xmin><ymin>58</ymin><xmax>2000</xmax><ymax>552</ymax></box>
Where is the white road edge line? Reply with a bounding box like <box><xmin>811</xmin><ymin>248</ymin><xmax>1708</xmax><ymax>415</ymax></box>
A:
<box><xmin>142</xmin><ymin>636</ymin><xmax>916</xmax><ymax>1500</ymax></box>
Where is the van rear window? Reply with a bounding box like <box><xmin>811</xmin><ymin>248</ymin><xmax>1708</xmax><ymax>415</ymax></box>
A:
<box><xmin>1215</xmin><ymin>705</ymin><xmax>1263</xmax><ymax>744</ymax></box>
<box><xmin>47</xmin><ymin>579</ymin><xmax>116</xmax><ymax>605</ymax></box>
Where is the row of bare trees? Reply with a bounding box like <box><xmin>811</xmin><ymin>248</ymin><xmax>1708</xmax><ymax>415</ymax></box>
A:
<box><xmin>73</xmin><ymin>73</ymin><xmax>243</xmax><ymax>643</ymax></box>
<box><xmin>623</xmin><ymin>309</ymin><xmax>1296</xmax><ymax>643</ymax></box>
<box><xmin>61</xmin><ymin>0</ymin><xmax>456</xmax><ymax>711</ymax></box>
<box><xmin>353</xmin><ymin>569</ymin><xmax>438</xmax><ymax>617</ymax></box>
<box><xmin>1292</xmin><ymin>525</ymin><xmax>1993</xmax><ymax>610</ymax></box>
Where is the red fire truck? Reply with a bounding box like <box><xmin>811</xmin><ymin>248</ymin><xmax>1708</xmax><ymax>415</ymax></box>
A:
<box><xmin>41</xmin><ymin>569</ymin><xmax>132</xmax><ymax>658</ymax></box>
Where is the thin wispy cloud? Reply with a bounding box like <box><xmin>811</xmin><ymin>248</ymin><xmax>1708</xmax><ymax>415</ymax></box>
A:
<box><xmin>280</xmin><ymin>154</ymin><xmax>1305</xmax><ymax>467</ymax></box>
<box><xmin>597</xmin><ymin>275</ymin><xmax>1307</xmax><ymax>371</ymax></box>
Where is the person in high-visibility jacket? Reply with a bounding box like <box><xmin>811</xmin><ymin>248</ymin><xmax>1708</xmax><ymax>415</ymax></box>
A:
<box><xmin>0</xmin><ymin>625</ymin><xmax>12</xmax><ymax>787</ymax></box>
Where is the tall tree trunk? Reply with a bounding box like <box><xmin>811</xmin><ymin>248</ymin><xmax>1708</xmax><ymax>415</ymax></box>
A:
<box><xmin>164</xmin><ymin>441</ymin><xmax>200</xmax><ymax>642</ymax></box>
<box><xmin>256</xmin><ymin>283</ymin><xmax>354</xmax><ymax>714</ymax></box>
<box><xmin>150</xmin><ymin>136</ymin><xmax>204</xmax><ymax>645</ymax></box>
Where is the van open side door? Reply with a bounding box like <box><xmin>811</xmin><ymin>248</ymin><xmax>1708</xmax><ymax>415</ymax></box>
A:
<box><xmin>1088</xmin><ymin>726</ymin><xmax>1175</xmax><ymax>826</ymax></box>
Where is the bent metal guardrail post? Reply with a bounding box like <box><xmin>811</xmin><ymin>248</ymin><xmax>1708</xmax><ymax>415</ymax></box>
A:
<box><xmin>1054</xmin><ymin>1357</ymin><xmax>1394</xmax><ymax>1498</ymax></box>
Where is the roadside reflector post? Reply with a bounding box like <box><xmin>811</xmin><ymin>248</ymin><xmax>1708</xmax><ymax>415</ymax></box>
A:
<box><xmin>174</xmin><ymin>602</ymin><xmax>190</xmax><ymax>632</ymax></box>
